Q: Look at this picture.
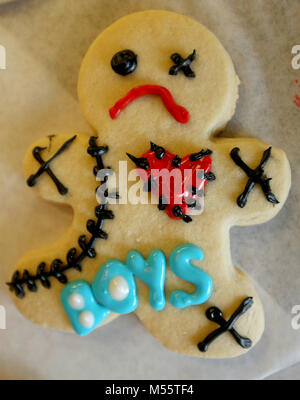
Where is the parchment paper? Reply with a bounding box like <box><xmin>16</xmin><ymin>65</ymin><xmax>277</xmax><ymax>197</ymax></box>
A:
<box><xmin>0</xmin><ymin>0</ymin><xmax>299</xmax><ymax>380</ymax></box>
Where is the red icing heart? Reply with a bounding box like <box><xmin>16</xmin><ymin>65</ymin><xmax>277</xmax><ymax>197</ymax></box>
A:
<box><xmin>127</xmin><ymin>143</ymin><xmax>215</xmax><ymax>222</ymax></box>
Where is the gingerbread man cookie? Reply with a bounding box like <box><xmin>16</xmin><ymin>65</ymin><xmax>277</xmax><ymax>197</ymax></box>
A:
<box><xmin>8</xmin><ymin>11</ymin><xmax>291</xmax><ymax>358</ymax></box>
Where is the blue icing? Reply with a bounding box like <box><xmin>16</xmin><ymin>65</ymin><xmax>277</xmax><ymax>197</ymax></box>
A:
<box><xmin>61</xmin><ymin>245</ymin><xmax>213</xmax><ymax>336</ymax></box>
<box><xmin>60</xmin><ymin>280</ymin><xmax>110</xmax><ymax>336</ymax></box>
<box><xmin>169</xmin><ymin>244</ymin><xmax>213</xmax><ymax>309</ymax></box>
<box><xmin>92</xmin><ymin>259</ymin><xmax>138</xmax><ymax>314</ymax></box>
<box><xmin>126</xmin><ymin>249</ymin><xmax>166</xmax><ymax>311</ymax></box>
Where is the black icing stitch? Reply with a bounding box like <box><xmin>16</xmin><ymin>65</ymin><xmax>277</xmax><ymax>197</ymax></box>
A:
<box><xmin>190</xmin><ymin>149</ymin><xmax>212</xmax><ymax>162</ymax></box>
<box><xmin>204</xmin><ymin>172</ymin><xmax>216</xmax><ymax>181</ymax></box>
<box><xmin>150</xmin><ymin>142</ymin><xmax>165</xmax><ymax>160</ymax></box>
<box><xmin>171</xmin><ymin>155</ymin><xmax>181</xmax><ymax>168</ymax></box>
<box><xmin>158</xmin><ymin>195</ymin><xmax>167</xmax><ymax>211</ymax></box>
<box><xmin>230</xmin><ymin>147</ymin><xmax>279</xmax><ymax>208</ymax></box>
<box><xmin>143</xmin><ymin>175</ymin><xmax>157</xmax><ymax>193</ymax></box>
<box><xmin>126</xmin><ymin>153</ymin><xmax>149</xmax><ymax>170</ymax></box>
<box><xmin>7</xmin><ymin>136</ymin><xmax>115</xmax><ymax>299</ymax></box>
<box><xmin>198</xmin><ymin>297</ymin><xmax>253</xmax><ymax>352</ymax></box>
<box><xmin>172</xmin><ymin>205</ymin><xmax>192</xmax><ymax>223</ymax></box>
<box><xmin>27</xmin><ymin>135</ymin><xmax>77</xmax><ymax>195</ymax></box>
<box><xmin>169</xmin><ymin>49</ymin><xmax>196</xmax><ymax>78</ymax></box>
<box><xmin>186</xmin><ymin>197</ymin><xmax>197</xmax><ymax>208</ymax></box>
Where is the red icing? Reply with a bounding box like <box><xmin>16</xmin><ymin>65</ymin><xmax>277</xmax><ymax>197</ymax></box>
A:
<box><xmin>135</xmin><ymin>146</ymin><xmax>213</xmax><ymax>220</ymax></box>
<box><xmin>109</xmin><ymin>85</ymin><xmax>189</xmax><ymax>124</ymax></box>
<box><xmin>294</xmin><ymin>94</ymin><xmax>300</xmax><ymax>108</ymax></box>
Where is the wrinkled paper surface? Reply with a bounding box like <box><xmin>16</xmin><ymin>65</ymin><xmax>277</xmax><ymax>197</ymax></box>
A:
<box><xmin>0</xmin><ymin>0</ymin><xmax>299</xmax><ymax>379</ymax></box>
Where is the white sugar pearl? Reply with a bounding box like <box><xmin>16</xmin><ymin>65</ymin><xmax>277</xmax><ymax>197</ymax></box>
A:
<box><xmin>79</xmin><ymin>311</ymin><xmax>95</xmax><ymax>329</ymax></box>
<box><xmin>68</xmin><ymin>293</ymin><xmax>85</xmax><ymax>310</ymax></box>
<box><xmin>109</xmin><ymin>276</ymin><xmax>129</xmax><ymax>301</ymax></box>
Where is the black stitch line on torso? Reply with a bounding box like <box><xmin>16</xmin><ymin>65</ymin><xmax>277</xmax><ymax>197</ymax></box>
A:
<box><xmin>7</xmin><ymin>136</ymin><xmax>116</xmax><ymax>299</ymax></box>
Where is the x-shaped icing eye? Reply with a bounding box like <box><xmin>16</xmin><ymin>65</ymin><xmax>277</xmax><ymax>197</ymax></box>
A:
<box><xmin>169</xmin><ymin>49</ymin><xmax>196</xmax><ymax>78</ymax></box>
<box><xmin>111</xmin><ymin>49</ymin><xmax>137</xmax><ymax>76</ymax></box>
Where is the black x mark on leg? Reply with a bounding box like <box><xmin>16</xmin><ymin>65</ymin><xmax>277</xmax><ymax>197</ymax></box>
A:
<box><xmin>230</xmin><ymin>147</ymin><xmax>279</xmax><ymax>208</ymax></box>
<box><xmin>198</xmin><ymin>297</ymin><xmax>253</xmax><ymax>352</ymax></box>
<box><xmin>27</xmin><ymin>135</ymin><xmax>77</xmax><ymax>195</ymax></box>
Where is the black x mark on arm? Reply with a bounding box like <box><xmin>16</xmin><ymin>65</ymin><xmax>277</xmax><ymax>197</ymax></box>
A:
<box><xmin>27</xmin><ymin>135</ymin><xmax>77</xmax><ymax>195</ymax></box>
<box><xmin>230</xmin><ymin>147</ymin><xmax>279</xmax><ymax>208</ymax></box>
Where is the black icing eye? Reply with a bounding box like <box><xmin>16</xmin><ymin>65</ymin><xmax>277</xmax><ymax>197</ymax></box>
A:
<box><xmin>111</xmin><ymin>49</ymin><xmax>137</xmax><ymax>76</ymax></box>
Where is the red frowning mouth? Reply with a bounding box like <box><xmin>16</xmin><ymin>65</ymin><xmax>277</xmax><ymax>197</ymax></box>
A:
<box><xmin>109</xmin><ymin>84</ymin><xmax>190</xmax><ymax>124</ymax></box>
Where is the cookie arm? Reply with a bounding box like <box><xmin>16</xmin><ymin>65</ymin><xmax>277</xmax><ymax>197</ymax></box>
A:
<box><xmin>215</xmin><ymin>138</ymin><xmax>291</xmax><ymax>226</ymax></box>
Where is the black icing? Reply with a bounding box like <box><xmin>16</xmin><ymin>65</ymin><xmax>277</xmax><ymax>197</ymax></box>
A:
<box><xmin>143</xmin><ymin>175</ymin><xmax>157</xmax><ymax>192</ymax></box>
<box><xmin>186</xmin><ymin>198</ymin><xmax>197</xmax><ymax>208</ymax></box>
<box><xmin>111</xmin><ymin>49</ymin><xmax>137</xmax><ymax>76</ymax></box>
<box><xmin>190</xmin><ymin>149</ymin><xmax>212</xmax><ymax>162</ymax></box>
<box><xmin>126</xmin><ymin>153</ymin><xmax>149</xmax><ymax>170</ymax></box>
<box><xmin>150</xmin><ymin>142</ymin><xmax>165</xmax><ymax>160</ymax></box>
<box><xmin>198</xmin><ymin>297</ymin><xmax>253</xmax><ymax>352</ymax></box>
<box><xmin>172</xmin><ymin>205</ymin><xmax>192</xmax><ymax>223</ymax></box>
<box><xmin>169</xmin><ymin>49</ymin><xmax>196</xmax><ymax>78</ymax></box>
<box><xmin>230</xmin><ymin>147</ymin><xmax>279</xmax><ymax>208</ymax></box>
<box><xmin>204</xmin><ymin>172</ymin><xmax>216</xmax><ymax>181</ymax></box>
<box><xmin>7</xmin><ymin>136</ymin><xmax>115</xmax><ymax>299</ymax></box>
<box><xmin>171</xmin><ymin>155</ymin><xmax>181</xmax><ymax>168</ymax></box>
<box><xmin>158</xmin><ymin>195</ymin><xmax>167</xmax><ymax>211</ymax></box>
<box><xmin>27</xmin><ymin>135</ymin><xmax>77</xmax><ymax>195</ymax></box>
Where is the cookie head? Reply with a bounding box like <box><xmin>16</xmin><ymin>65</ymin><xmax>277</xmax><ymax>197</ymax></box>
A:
<box><xmin>78</xmin><ymin>10</ymin><xmax>239</xmax><ymax>145</ymax></box>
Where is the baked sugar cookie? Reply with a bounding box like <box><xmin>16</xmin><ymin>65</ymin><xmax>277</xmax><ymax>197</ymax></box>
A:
<box><xmin>8</xmin><ymin>11</ymin><xmax>291</xmax><ymax>358</ymax></box>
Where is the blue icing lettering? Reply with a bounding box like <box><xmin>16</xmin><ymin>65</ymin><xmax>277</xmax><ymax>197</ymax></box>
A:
<box><xmin>60</xmin><ymin>280</ymin><xmax>110</xmax><ymax>336</ymax></box>
<box><xmin>169</xmin><ymin>244</ymin><xmax>213</xmax><ymax>309</ymax></box>
<box><xmin>126</xmin><ymin>249</ymin><xmax>166</xmax><ymax>311</ymax></box>
<box><xmin>92</xmin><ymin>259</ymin><xmax>138</xmax><ymax>314</ymax></box>
<box><xmin>61</xmin><ymin>245</ymin><xmax>214</xmax><ymax>335</ymax></box>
